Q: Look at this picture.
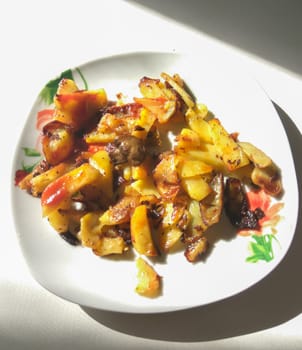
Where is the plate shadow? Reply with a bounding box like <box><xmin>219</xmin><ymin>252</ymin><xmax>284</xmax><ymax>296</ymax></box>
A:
<box><xmin>81</xmin><ymin>102</ymin><xmax>302</xmax><ymax>342</ymax></box>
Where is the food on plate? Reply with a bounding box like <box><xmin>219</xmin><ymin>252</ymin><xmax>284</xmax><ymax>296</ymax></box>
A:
<box><xmin>135</xmin><ymin>257</ymin><xmax>161</xmax><ymax>297</ymax></box>
<box><xmin>15</xmin><ymin>71</ymin><xmax>283</xmax><ymax>297</ymax></box>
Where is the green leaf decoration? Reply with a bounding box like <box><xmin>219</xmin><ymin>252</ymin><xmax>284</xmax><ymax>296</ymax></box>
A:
<box><xmin>75</xmin><ymin>67</ymin><xmax>88</xmax><ymax>90</ymax></box>
<box><xmin>22</xmin><ymin>147</ymin><xmax>41</xmax><ymax>157</ymax></box>
<box><xmin>40</xmin><ymin>69</ymin><xmax>74</xmax><ymax>105</ymax></box>
<box><xmin>246</xmin><ymin>234</ymin><xmax>278</xmax><ymax>263</ymax></box>
<box><xmin>22</xmin><ymin>160</ymin><xmax>40</xmax><ymax>173</ymax></box>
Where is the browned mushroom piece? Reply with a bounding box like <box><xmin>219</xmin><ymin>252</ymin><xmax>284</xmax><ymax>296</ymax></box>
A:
<box><xmin>106</xmin><ymin>135</ymin><xmax>146</xmax><ymax>166</ymax></box>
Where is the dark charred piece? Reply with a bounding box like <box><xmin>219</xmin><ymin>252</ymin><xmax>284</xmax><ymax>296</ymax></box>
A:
<box><xmin>224</xmin><ymin>178</ymin><xmax>264</xmax><ymax>230</ymax></box>
<box><xmin>60</xmin><ymin>231</ymin><xmax>81</xmax><ymax>246</ymax></box>
<box><xmin>106</xmin><ymin>135</ymin><xmax>146</xmax><ymax>166</ymax></box>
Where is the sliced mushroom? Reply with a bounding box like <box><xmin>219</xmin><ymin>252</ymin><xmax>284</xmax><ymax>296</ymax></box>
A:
<box><xmin>106</xmin><ymin>135</ymin><xmax>146</xmax><ymax>166</ymax></box>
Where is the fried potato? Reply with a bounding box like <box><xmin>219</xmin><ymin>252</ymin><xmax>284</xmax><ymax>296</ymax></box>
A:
<box><xmin>130</xmin><ymin>204</ymin><xmax>158</xmax><ymax>257</ymax></box>
<box><xmin>177</xmin><ymin>157</ymin><xmax>213</xmax><ymax>178</ymax></box>
<box><xmin>135</xmin><ymin>257</ymin><xmax>161</xmax><ymax>297</ymax></box>
<box><xmin>31</xmin><ymin>162</ymin><xmax>73</xmax><ymax>197</ymax></box>
<box><xmin>89</xmin><ymin>150</ymin><xmax>113</xmax><ymax>200</ymax></box>
<box><xmin>209</xmin><ymin>118</ymin><xmax>250</xmax><ymax>171</ymax></box>
<box><xmin>54</xmin><ymin>89</ymin><xmax>107</xmax><ymax>130</ymax></box>
<box><xmin>238</xmin><ymin>141</ymin><xmax>272</xmax><ymax>168</ymax></box>
<box><xmin>181</xmin><ymin>176</ymin><xmax>212</xmax><ymax>201</ymax></box>
<box><xmin>15</xmin><ymin>72</ymin><xmax>284</xmax><ymax>298</ymax></box>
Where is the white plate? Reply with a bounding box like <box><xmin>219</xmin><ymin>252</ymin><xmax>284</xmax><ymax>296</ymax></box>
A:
<box><xmin>12</xmin><ymin>51</ymin><xmax>298</xmax><ymax>313</ymax></box>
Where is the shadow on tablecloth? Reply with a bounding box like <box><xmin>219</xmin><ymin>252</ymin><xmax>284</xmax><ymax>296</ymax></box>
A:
<box><xmin>128</xmin><ymin>0</ymin><xmax>302</xmax><ymax>77</ymax></box>
<box><xmin>81</xmin><ymin>103</ymin><xmax>302</xmax><ymax>342</ymax></box>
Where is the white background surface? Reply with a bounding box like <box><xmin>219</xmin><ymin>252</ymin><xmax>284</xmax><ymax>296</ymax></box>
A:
<box><xmin>1</xmin><ymin>0</ymin><xmax>301</xmax><ymax>349</ymax></box>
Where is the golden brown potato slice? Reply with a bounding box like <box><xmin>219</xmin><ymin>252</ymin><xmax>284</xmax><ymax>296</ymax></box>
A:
<box><xmin>177</xmin><ymin>157</ymin><xmax>213</xmax><ymax>178</ymax></box>
<box><xmin>181</xmin><ymin>176</ymin><xmax>212</xmax><ymax>201</ymax></box>
<box><xmin>184</xmin><ymin>237</ymin><xmax>208</xmax><ymax>262</ymax></box>
<box><xmin>93</xmin><ymin>236</ymin><xmax>128</xmax><ymax>256</ymax></box>
<box><xmin>79</xmin><ymin>212</ymin><xmax>103</xmax><ymax>249</ymax></box>
<box><xmin>185</xmin><ymin>108</ymin><xmax>212</xmax><ymax>143</ymax></box>
<box><xmin>57</xmin><ymin>78</ymin><xmax>79</xmax><ymax>94</ymax></box>
<box><xmin>135</xmin><ymin>257</ymin><xmax>161</xmax><ymax>297</ymax></box>
<box><xmin>161</xmin><ymin>72</ymin><xmax>195</xmax><ymax>108</ymax></box>
<box><xmin>159</xmin><ymin>226</ymin><xmax>183</xmax><ymax>253</ymax></box>
<box><xmin>153</xmin><ymin>152</ymin><xmax>180</xmax><ymax>200</ymax></box>
<box><xmin>41</xmin><ymin>163</ymin><xmax>101</xmax><ymax>217</ymax></box>
<box><xmin>208</xmin><ymin>118</ymin><xmax>250</xmax><ymax>171</ymax></box>
<box><xmin>30</xmin><ymin>162</ymin><xmax>73</xmax><ymax>197</ymax></box>
<box><xmin>42</xmin><ymin>122</ymin><xmax>75</xmax><ymax>165</ymax></box>
<box><xmin>134</xmin><ymin>97</ymin><xmax>176</xmax><ymax>124</ymax></box>
<box><xmin>89</xmin><ymin>150</ymin><xmax>113</xmax><ymax>200</ymax></box>
<box><xmin>130</xmin><ymin>204</ymin><xmax>158</xmax><ymax>256</ymax></box>
<box><xmin>238</xmin><ymin>142</ymin><xmax>272</xmax><ymax>168</ymax></box>
<box><xmin>175</xmin><ymin>128</ymin><xmax>202</xmax><ymax>150</ymax></box>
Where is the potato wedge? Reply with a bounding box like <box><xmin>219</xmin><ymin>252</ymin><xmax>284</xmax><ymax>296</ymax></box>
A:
<box><xmin>42</xmin><ymin>122</ymin><xmax>75</xmax><ymax>165</ymax></box>
<box><xmin>31</xmin><ymin>162</ymin><xmax>73</xmax><ymax>197</ymax></box>
<box><xmin>79</xmin><ymin>212</ymin><xmax>103</xmax><ymax>249</ymax></box>
<box><xmin>176</xmin><ymin>145</ymin><xmax>225</xmax><ymax>172</ymax></box>
<box><xmin>99</xmin><ymin>196</ymin><xmax>140</xmax><ymax>228</ymax></box>
<box><xmin>209</xmin><ymin>118</ymin><xmax>250</xmax><ymax>171</ymax></box>
<box><xmin>131</xmin><ymin>204</ymin><xmax>158</xmax><ymax>256</ymax></box>
<box><xmin>181</xmin><ymin>176</ymin><xmax>212</xmax><ymax>201</ymax></box>
<box><xmin>89</xmin><ymin>150</ymin><xmax>113</xmax><ymax>199</ymax></box>
<box><xmin>153</xmin><ymin>152</ymin><xmax>180</xmax><ymax>200</ymax></box>
<box><xmin>47</xmin><ymin>209</ymin><xmax>70</xmax><ymax>233</ymax></box>
<box><xmin>93</xmin><ymin>236</ymin><xmax>127</xmax><ymax>256</ymax></box>
<box><xmin>159</xmin><ymin>226</ymin><xmax>183</xmax><ymax>252</ymax></box>
<box><xmin>135</xmin><ymin>257</ymin><xmax>161</xmax><ymax>297</ymax></box>
<box><xmin>177</xmin><ymin>157</ymin><xmax>213</xmax><ymax>178</ymax></box>
<box><xmin>57</xmin><ymin>78</ymin><xmax>79</xmax><ymax>94</ymax></box>
<box><xmin>131</xmin><ymin>108</ymin><xmax>156</xmax><ymax>139</ymax></box>
<box><xmin>175</xmin><ymin>128</ymin><xmax>202</xmax><ymax>150</ymax></box>
<box><xmin>130</xmin><ymin>177</ymin><xmax>161</xmax><ymax>197</ymax></box>
<box><xmin>134</xmin><ymin>97</ymin><xmax>176</xmax><ymax>124</ymax></box>
<box><xmin>41</xmin><ymin>163</ymin><xmax>101</xmax><ymax>217</ymax></box>
<box><xmin>161</xmin><ymin>72</ymin><xmax>195</xmax><ymax>108</ymax></box>
<box><xmin>186</xmin><ymin>199</ymin><xmax>206</xmax><ymax>240</ymax></box>
<box><xmin>185</xmin><ymin>108</ymin><xmax>212</xmax><ymax>143</ymax></box>
<box><xmin>238</xmin><ymin>141</ymin><xmax>272</xmax><ymax>168</ymax></box>
<box><xmin>185</xmin><ymin>237</ymin><xmax>208</xmax><ymax>262</ymax></box>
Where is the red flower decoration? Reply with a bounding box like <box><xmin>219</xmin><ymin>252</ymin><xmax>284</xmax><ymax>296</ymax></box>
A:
<box><xmin>238</xmin><ymin>190</ymin><xmax>284</xmax><ymax>236</ymax></box>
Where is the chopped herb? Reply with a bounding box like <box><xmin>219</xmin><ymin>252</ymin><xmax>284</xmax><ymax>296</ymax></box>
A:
<box><xmin>40</xmin><ymin>69</ymin><xmax>74</xmax><ymax>105</ymax></box>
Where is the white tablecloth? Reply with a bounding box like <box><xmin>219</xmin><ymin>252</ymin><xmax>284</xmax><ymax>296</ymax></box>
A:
<box><xmin>1</xmin><ymin>1</ymin><xmax>301</xmax><ymax>349</ymax></box>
